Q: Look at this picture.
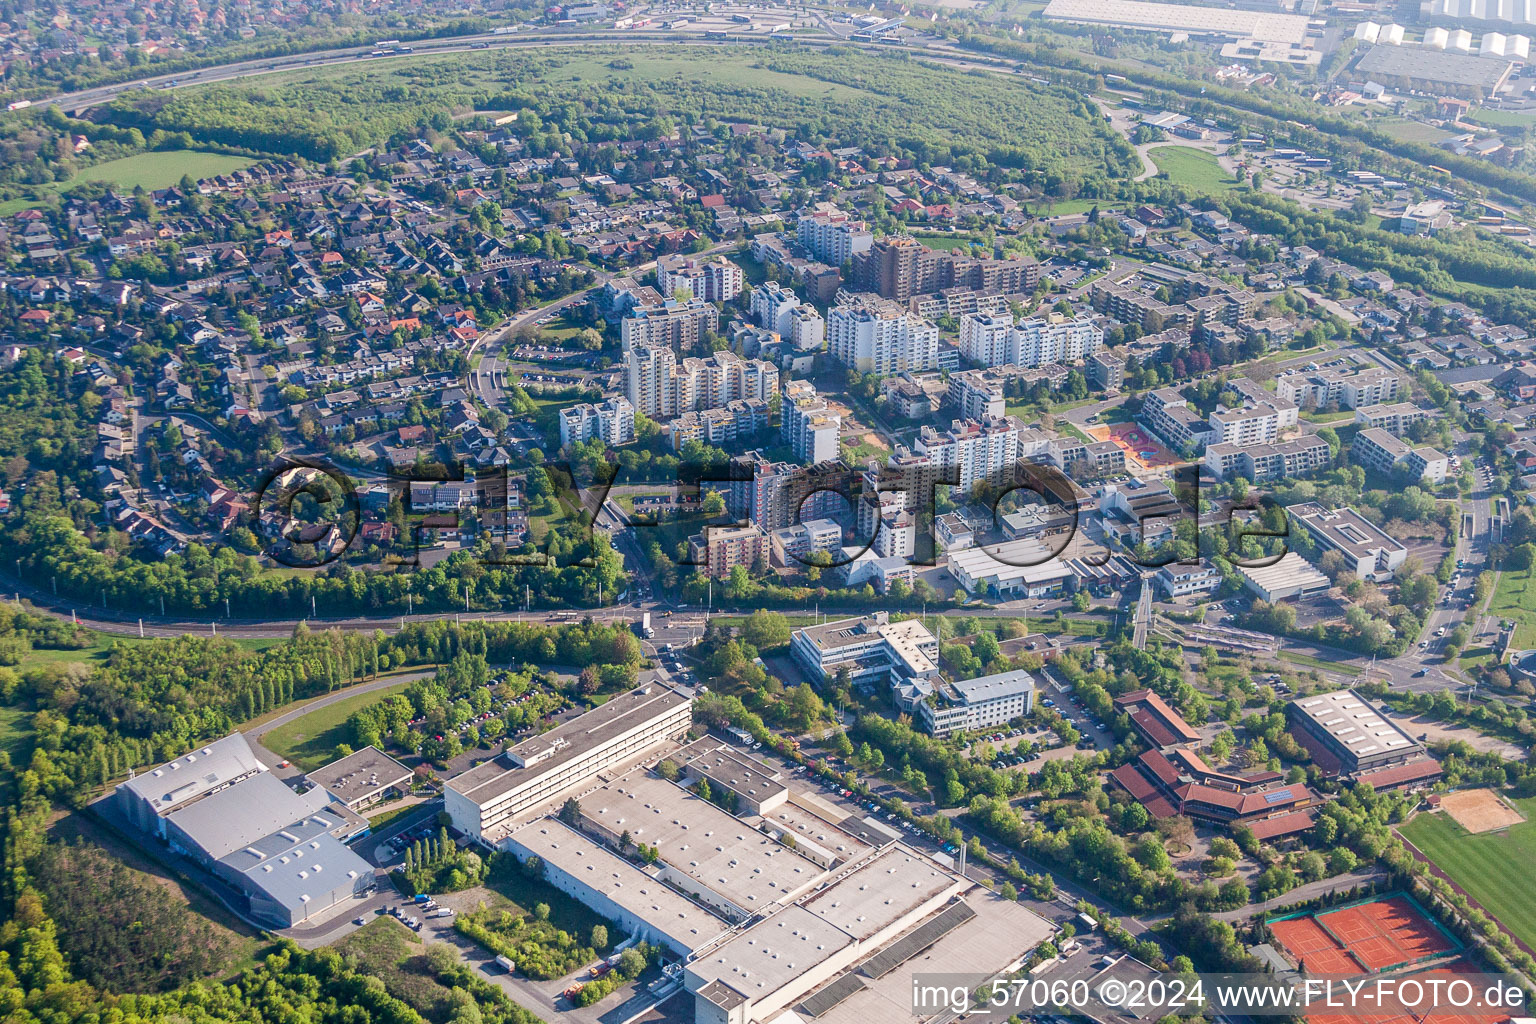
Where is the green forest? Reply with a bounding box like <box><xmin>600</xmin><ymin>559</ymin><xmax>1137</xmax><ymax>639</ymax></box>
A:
<box><xmin>97</xmin><ymin>46</ymin><xmax>1136</xmax><ymax>184</ymax></box>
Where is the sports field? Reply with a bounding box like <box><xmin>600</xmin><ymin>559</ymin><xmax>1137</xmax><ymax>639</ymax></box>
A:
<box><xmin>1399</xmin><ymin>795</ymin><xmax>1536</xmax><ymax>949</ymax></box>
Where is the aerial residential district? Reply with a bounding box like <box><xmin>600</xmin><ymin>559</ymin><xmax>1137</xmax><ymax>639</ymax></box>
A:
<box><xmin>13</xmin><ymin>1</ymin><xmax>1536</xmax><ymax>1024</ymax></box>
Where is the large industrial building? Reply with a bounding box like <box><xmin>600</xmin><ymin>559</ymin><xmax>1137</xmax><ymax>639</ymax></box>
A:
<box><xmin>446</xmin><ymin>684</ymin><xmax>694</xmax><ymax>845</ymax></box>
<box><xmin>500</xmin><ymin>751</ymin><xmax>1055</xmax><ymax>1024</ymax></box>
<box><xmin>1043</xmin><ymin>0</ymin><xmax>1312</xmax><ymax>43</ymax></box>
<box><xmin>114</xmin><ymin>733</ymin><xmax>375</xmax><ymax>928</ymax></box>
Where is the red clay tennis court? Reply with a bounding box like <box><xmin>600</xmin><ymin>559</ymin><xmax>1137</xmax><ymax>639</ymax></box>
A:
<box><xmin>1304</xmin><ymin>961</ymin><xmax>1511</xmax><ymax>1024</ymax></box>
<box><xmin>1316</xmin><ymin>896</ymin><xmax>1457</xmax><ymax>971</ymax></box>
<box><xmin>1271</xmin><ymin>896</ymin><xmax>1458</xmax><ymax>975</ymax></box>
<box><xmin>1271</xmin><ymin>914</ymin><xmax>1361</xmax><ymax>973</ymax></box>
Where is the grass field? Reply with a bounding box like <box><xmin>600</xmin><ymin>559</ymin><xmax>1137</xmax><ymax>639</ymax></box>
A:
<box><xmin>1488</xmin><ymin>571</ymin><xmax>1536</xmax><ymax>648</ymax></box>
<box><xmin>70</xmin><ymin>151</ymin><xmax>258</xmax><ymax>191</ymax></box>
<box><xmin>17</xmin><ymin>630</ymin><xmax>282</xmax><ymax>670</ymax></box>
<box><xmin>1147</xmin><ymin>145</ymin><xmax>1241</xmax><ymax>194</ymax></box>
<box><xmin>261</xmin><ymin>678</ymin><xmax>414</xmax><ymax>770</ymax></box>
<box><xmin>1399</xmin><ymin>794</ymin><xmax>1536</xmax><ymax>950</ymax></box>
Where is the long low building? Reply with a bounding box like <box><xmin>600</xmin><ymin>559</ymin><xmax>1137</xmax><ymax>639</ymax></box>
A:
<box><xmin>1044</xmin><ymin>0</ymin><xmax>1312</xmax><ymax>43</ymax></box>
<box><xmin>945</xmin><ymin>538</ymin><xmax>1074</xmax><ymax>599</ymax></box>
<box><xmin>446</xmin><ymin>684</ymin><xmax>694</xmax><ymax>845</ymax></box>
<box><xmin>1237</xmin><ymin>552</ymin><xmax>1331</xmax><ymax>602</ymax></box>
<box><xmin>505</xmin><ymin>817</ymin><xmax>733</xmax><ymax>957</ymax></box>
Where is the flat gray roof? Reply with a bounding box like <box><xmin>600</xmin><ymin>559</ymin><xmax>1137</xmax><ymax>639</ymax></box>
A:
<box><xmin>581</xmin><ymin>769</ymin><xmax>825</xmax><ymax>911</ymax></box>
<box><xmin>119</xmin><ymin>732</ymin><xmax>265</xmax><ymax>816</ymax></box>
<box><xmin>799</xmin><ymin>845</ymin><xmax>960</xmax><ymax>942</ymax></box>
<box><xmin>508</xmin><ymin>818</ymin><xmax>731</xmax><ymax>953</ymax></box>
<box><xmin>307</xmin><ymin>745</ymin><xmax>412</xmax><ymax>802</ymax></box>
<box><xmin>168</xmin><ymin>772</ymin><xmax>334</xmax><ymax>860</ymax></box>
<box><xmin>449</xmin><ymin>684</ymin><xmax>689</xmax><ymax>806</ymax></box>
<box><xmin>1290</xmin><ymin>689</ymin><xmax>1420</xmax><ymax>760</ymax></box>
<box><xmin>218</xmin><ymin>804</ymin><xmax>374</xmax><ymax>914</ymax></box>
<box><xmin>810</xmin><ymin>893</ymin><xmax>1056</xmax><ymax>1024</ymax></box>
<box><xmin>948</xmin><ymin>668</ymin><xmax>1036</xmax><ymax>706</ymax></box>
<box><xmin>1357</xmin><ymin>45</ymin><xmax>1511</xmax><ymax>90</ymax></box>
<box><xmin>680</xmin><ymin>740</ymin><xmax>787</xmax><ymax>808</ymax></box>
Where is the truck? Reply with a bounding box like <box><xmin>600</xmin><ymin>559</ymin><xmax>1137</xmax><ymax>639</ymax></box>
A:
<box><xmin>563</xmin><ymin>983</ymin><xmax>585</xmax><ymax>1001</ymax></box>
<box><xmin>638</xmin><ymin>612</ymin><xmax>654</xmax><ymax>638</ymax></box>
<box><xmin>495</xmin><ymin>955</ymin><xmax>516</xmax><ymax>973</ymax></box>
<box><xmin>434</xmin><ymin>907</ymin><xmax>455</xmax><ymax>918</ymax></box>
<box><xmin>413</xmin><ymin>894</ymin><xmax>431</xmax><ymax>904</ymax></box>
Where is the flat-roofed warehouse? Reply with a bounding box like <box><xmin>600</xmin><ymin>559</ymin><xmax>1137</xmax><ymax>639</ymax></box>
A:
<box><xmin>684</xmin><ymin>845</ymin><xmax>1054</xmax><ymax>1024</ymax></box>
<box><xmin>1356</xmin><ymin>45</ymin><xmax>1512</xmax><ymax>94</ymax></box>
<box><xmin>679</xmin><ymin>739</ymin><xmax>790</xmax><ymax>817</ymax></box>
<box><xmin>1286</xmin><ymin>689</ymin><xmax>1425</xmax><ymax>774</ymax></box>
<box><xmin>114</xmin><ymin>734</ymin><xmax>375</xmax><ymax>928</ymax></box>
<box><xmin>1043</xmin><ymin>0</ymin><xmax>1311</xmax><ymax>43</ymax></box>
<box><xmin>505</xmin><ymin>817</ymin><xmax>733</xmax><ymax>957</ymax></box>
<box><xmin>445</xmin><ymin>684</ymin><xmax>693</xmax><ymax>844</ymax></box>
<box><xmin>1237</xmin><ymin>551</ymin><xmax>1331</xmax><ymax>602</ymax></box>
<box><xmin>574</xmin><ymin>768</ymin><xmax>827</xmax><ymax>921</ymax></box>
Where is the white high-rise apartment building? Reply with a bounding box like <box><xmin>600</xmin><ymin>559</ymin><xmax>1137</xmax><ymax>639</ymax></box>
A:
<box><xmin>619</xmin><ymin>299</ymin><xmax>719</xmax><ymax>351</ymax></box>
<box><xmin>559</xmin><ymin>396</ymin><xmax>635</xmax><ymax>448</ymax></box>
<box><xmin>655</xmin><ymin>254</ymin><xmax>744</xmax><ymax>302</ymax></box>
<box><xmin>915</xmin><ymin>417</ymin><xmax>1020</xmax><ymax>495</ymax></box>
<box><xmin>782</xmin><ymin>379</ymin><xmax>842</xmax><ymax>464</ymax></box>
<box><xmin>625</xmin><ymin>347</ymin><xmax>778</xmax><ymax>420</ymax></box>
<box><xmin>751</xmin><ymin>280</ymin><xmax>802</xmax><ymax>336</ymax></box>
<box><xmin>827</xmin><ymin>298</ymin><xmax>940</xmax><ymax>375</ymax></box>
<box><xmin>796</xmin><ymin>212</ymin><xmax>873</xmax><ymax>266</ymax></box>
<box><xmin>957</xmin><ymin>312</ymin><xmax>1103</xmax><ymax>368</ymax></box>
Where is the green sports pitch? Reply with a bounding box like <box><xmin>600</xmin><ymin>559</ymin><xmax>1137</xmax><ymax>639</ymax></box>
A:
<box><xmin>1398</xmin><ymin>795</ymin><xmax>1536</xmax><ymax>950</ymax></box>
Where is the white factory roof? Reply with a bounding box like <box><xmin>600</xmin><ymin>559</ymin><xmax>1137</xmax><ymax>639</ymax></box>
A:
<box><xmin>1043</xmin><ymin>0</ymin><xmax>1311</xmax><ymax>43</ymax></box>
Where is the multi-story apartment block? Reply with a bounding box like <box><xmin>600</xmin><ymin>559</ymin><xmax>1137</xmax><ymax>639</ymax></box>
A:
<box><xmin>1203</xmin><ymin>436</ymin><xmax>1331</xmax><ymax>482</ymax></box>
<box><xmin>686</xmin><ymin>523</ymin><xmax>768</xmax><ymax>578</ymax></box>
<box><xmin>781</xmin><ymin>379</ymin><xmax>841</xmax><ymax>464</ymax></box>
<box><xmin>1275</xmin><ymin>366</ymin><xmax>1401</xmax><ymax>410</ymax></box>
<box><xmin>1352</xmin><ymin>428</ymin><xmax>1449</xmax><ymax>484</ymax></box>
<box><xmin>666</xmin><ymin>398</ymin><xmax>771</xmax><ymax>451</ymax></box>
<box><xmin>1142</xmin><ymin>387</ymin><xmax>1215</xmax><ymax>451</ymax></box>
<box><xmin>1354</xmin><ymin>402</ymin><xmax>1431</xmax><ymax>436</ymax></box>
<box><xmin>796</xmin><ymin>211</ymin><xmax>873</xmax><ymax>266</ymax></box>
<box><xmin>790</xmin><ymin>306</ymin><xmax>825</xmax><ymax>351</ymax></box>
<box><xmin>558</xmin><ymin>396</ymin><xmax>635</xmax><ymax>448</ymax></box>
<box><xmin>957</xmin><ymin>311</ymin><xmax>1103</xmax><ymax>368</ymax></box>
<box><xmin>769</xmin><ymin>517</ymin><xmax>843</xmax><ymax>566</ymax></box>
<box><xmin>1089</xmin><ymin>350</ymin><xmax>1125</xmax><ymax>390</ymax></box>
<box><xmin>851</xmin><ymin>236</ymin><xmax>1040</xmax><ymax>302</ymax></box>
<box><xmin>625</xmin><ymin>348</ymin><xmax>778</xmax><ymax>420</ymax></box>
<box><xmin>619</xmin><ymin>299</ymin><xmax>719</xmax><ymax>351</ymax></box>
<box><xmin>1090</xmin><ymin>281</ymin><xmax>1190</xmax><ymax>330</ymax></box>
<box><xmin>947</xmin><ymin>369</ymin><xmax>1007</xmax><ymax>421</ymax></box>
<box><xmin>655</xmin><ymin>254</ymin><xmax>744</xmax><ymax>302</ymax></box>
<box><xmin>826</xmin><ymin>296</ymin><xmax>940</xmax><ymax>375</ymax></box>
<box><xmin>751</xmin><ymin>280</ymin><xmax>802</xmax><ymax>336</ymax></box>
<box><xmin>916</xmin><ymin>417</ymin><xmax>1020</xmax><ymax>495</ymax></box>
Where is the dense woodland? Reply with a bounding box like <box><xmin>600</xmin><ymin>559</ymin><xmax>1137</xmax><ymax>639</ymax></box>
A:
<box><xmin>98</xmin><ymin>46</ymin><xmax>1136</xmax><ymax>185</ymax></box>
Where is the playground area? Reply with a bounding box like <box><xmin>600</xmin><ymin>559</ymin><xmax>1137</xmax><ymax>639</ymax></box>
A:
<box><xmin>1086</xmin><ymin>421</ymin><xmax>1182</xmax><ymax>472</ymax></box>
<box><xmin>1439</xmin><ymin>788</ymin><xmax>1526</xmax><ymax>834</ymax></box>
<box><xmin>1270</xmin><ymin>895</ymin><xmax>1458</xmax><ymax>974</ymax></box>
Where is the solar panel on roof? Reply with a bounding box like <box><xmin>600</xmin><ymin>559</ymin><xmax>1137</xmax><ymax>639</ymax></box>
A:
<box><xmin>1263</xmin><ymin>789</ymin><xmax>1294</xmax><ymax>804</ymax></box>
